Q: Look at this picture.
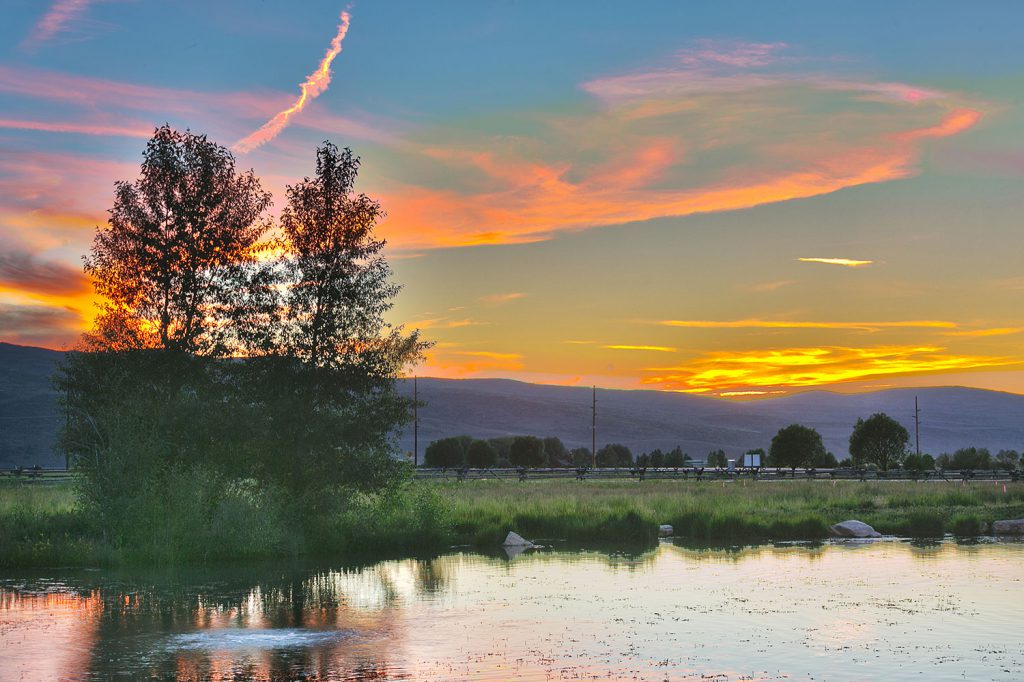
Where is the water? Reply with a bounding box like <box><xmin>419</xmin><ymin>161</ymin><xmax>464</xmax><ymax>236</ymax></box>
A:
<box><xmin>1</xmin><ymin>539</ymin><xmax>1021</xmax><ymax>681</ymax></box>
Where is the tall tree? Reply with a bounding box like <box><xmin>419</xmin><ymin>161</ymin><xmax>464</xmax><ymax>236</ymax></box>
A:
<box><xmin>85</xmin><ymin>125</ymin><xmax>271</xmax><ymax>355</ymax></box>
<box><xmin>769</xmin><ymin>424</ymin><xmax>826</xmax><ymax>470</ymax></box>
<box><xmin>278</xmin><ymin>142</ymin><xmax>421</xmax><ymax>378</ymax></box>
<box><xmin>509</xmin><ymin>436</ymin><xmax>546</xmax><ymax>467</ymax></box>
<box><xmin>848</xmin><ymin>413</ymin><xmax>909</xmax><ymax>471</ymax></box>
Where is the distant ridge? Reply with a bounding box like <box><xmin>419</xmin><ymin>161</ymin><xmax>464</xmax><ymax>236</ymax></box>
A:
<box><xmin>2</xmin><ymin>342</ymin><xmax>1021</xmax><ymax>467</ymax></box>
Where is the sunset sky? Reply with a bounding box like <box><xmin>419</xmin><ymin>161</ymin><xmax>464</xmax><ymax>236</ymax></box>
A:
<box><xmin>1</xmin><ymin>1</ymin><xmax>1022</xmax><ymax>397</ymax></box>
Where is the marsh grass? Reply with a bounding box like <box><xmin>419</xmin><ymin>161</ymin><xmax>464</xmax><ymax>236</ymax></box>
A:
<box><xmin>2</xmin><ymin>478</ymin><xmax>1022</xmax><ymax>567</ymax></box>
<box><xmin>441</xmin><ymin>479</ymin><xmax>1024</xmax><ymax>545</ymax></box>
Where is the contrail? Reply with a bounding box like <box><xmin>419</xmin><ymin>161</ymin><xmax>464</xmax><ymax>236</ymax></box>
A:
<box><xmin>233</xmin><ymin>11</ymin><xmax>351</xmax><ymax>154</ymax></box>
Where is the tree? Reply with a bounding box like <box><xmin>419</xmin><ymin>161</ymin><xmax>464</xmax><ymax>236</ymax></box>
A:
<box><xmin>811</xmin><ymin>450</ymin><xmax>839</xmax><ymax>468</ymax></box>
<box><xmin>948</xmin><ymin>446</ymin><xmax>992</xmax><ymax>470</ymax></box>
<box><xmin>903</xmin><ymin>453</ymin><xmax>935</xmax><ymax>473</ymax></box>
<box><xmin>570</xmin><ymin>447</ymin><xmax>592</xmax><ymax>467</ymax></box>
<box><xmin>466</xmin><ymin>439</ymin><xmax>498</xmax><ymax>468</ymax></box>
<box><xmin>424</xmin><ymin>437</ymin><xmax>466</xmax><ymax>468</ymax></box>
<box><xmin>769</xmin><ymin>424</ymin><xmax>826</xmax><ymax>470</ymax></box>
<box><xmin>648</xmin><ymin>448</ymin><xmax>665</xmax><ymax>468</ymax></box>
<box><xmin>995</xmin><ymin>449</ymin><xmax>1020</xmax><ymax>471</ymax></box>
<box><xmin>509</xmin><ymin>436</ymin><xmax>546</xmax><ymax>467</ymax></box>
<box><xmin>596</xmin><ymin>443</ymin><xmax>632</xmax><ymax>467</ymax></box>
<box><xmin>489</xmin><ymin>437</ymin><xmax>515</xmax><ymax>466</ymax></box>
<box><xmin>84</xmin><ymin>125</ymin><xmax>271</xmax><ymax>355</ymax></box>
<box><xmin>664</xmin><ymin>446</ymin><xmax>688</xmax><ymax>468</ymax></box>
<box><xmin>707</xmin><ymin>449</ymin><xmax>728</xmax><ymax>467</ymax></box>
<box><xmin>848</xmin><ymin>413</ymin><xmax>909</xmax><ymax>471</ymax></box>
<box><xmin>543</xmin><ymin>437</ymin><xmax>569</xmax><ymax>467</ymax></box>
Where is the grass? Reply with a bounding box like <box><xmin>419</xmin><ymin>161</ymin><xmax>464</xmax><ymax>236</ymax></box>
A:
<box><xmin>2</xmin><ymin>478</ymin><xmax>1023</xmax><ymax>567</ymax></box>
<box><xmin>440</xmin><ymin>478</ymin><xmax>1024</xmax><ymax>546</ymax></box>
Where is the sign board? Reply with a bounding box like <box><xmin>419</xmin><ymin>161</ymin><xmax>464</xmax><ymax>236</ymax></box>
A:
<box><xmin>743</xmin><ymin>453</ymin><xmax>762</xmax><ymax>467</ymax></box>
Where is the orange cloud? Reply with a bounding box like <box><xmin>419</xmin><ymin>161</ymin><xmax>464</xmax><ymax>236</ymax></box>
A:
<box><xmin>480</xmin><ymin>292</ymin><xmax>527</xmax><ymax>304</ymax></box>
<box><xmin>233</xmin><ymin>12</ymin><xmax>352</xmax><ymax>153</ymax></box>
<box><xmin>641</xmin><ymin>345</ymin><xmax>1014</xmax><ymax>393</ymax></box>
<box><xmin>603</xmin><ymin>344</ymin><xmax>677</xmax><ymax>352</ymax></box>
<box><xmin>376</xmin><ymin>74</ymin><xmax>983</xmax><ymax>249</ymax></box>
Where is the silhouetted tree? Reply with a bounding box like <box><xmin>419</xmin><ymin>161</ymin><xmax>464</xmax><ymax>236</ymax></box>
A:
<box><xmin>84</xmin><ymin>125</ymin><xmax>272</xmax><ymax>354</ymax></box>
<box><xmin>466</xmin><ymin>439</ymin><xmax>498</xmax><ymax>468</ymax></box>
<box><xmin>648</xmin><ymin>448</ymin><xmax>665</xmax><ymax>468</ymax></box>
<box><xmin>943</xmin><ymin>446</ymin><xmax>992</xmax><ymax>470</ymax></box>
<box><xmin>769</xmin><ymin>424</ymin><xmax>825</xmax><ymax>470</ymax></box>
<box><xmin>849</xmin><ymin>413</ymin><xmax>909</xmax><ymax>471</ymax></box>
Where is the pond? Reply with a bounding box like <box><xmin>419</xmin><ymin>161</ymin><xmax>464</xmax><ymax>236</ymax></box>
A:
<box><xmin>1</xmin><ymin>538</ymin><xmax>1021</xmax><ymax>681</ymax></box>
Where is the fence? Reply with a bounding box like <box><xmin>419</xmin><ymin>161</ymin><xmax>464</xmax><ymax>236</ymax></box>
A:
<box><xmin>414</xmin><ymin>466</ymin><xmax>1021</xmax><ymax>482</ymax></box>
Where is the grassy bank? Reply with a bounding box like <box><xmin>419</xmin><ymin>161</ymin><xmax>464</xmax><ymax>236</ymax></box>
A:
<box><xmin>2</xmin><ymin>479</ymin><xmax>1023</xmax><ymax>567</ymax></box>
<box><xmin>442</xmin><ymin>479</ymin><xmax>1024</xmax><ymax>546</ymax></box>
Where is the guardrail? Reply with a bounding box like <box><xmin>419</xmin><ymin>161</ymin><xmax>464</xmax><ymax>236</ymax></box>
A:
<box><xmin>413</xmin><ymin>466</ymin><xmax>1022</xmax><ymax>482</ymax></box>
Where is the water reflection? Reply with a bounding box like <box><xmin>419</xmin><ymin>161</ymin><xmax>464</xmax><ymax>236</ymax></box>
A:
<box><xmin>2</xmin><ymin>539</ymin><xmax>1022</xmax><ymax>681</ymax></box>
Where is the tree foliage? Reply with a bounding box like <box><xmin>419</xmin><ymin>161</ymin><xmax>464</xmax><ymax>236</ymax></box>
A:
<box><xmin>848</xmin><ymin>413</ymin><xmax>909</xmax><ymax>471</ymax></box>
<box><xmin>509</xmin><ymin>436</ymin><xmax>546</xmax><ymax>467</ymax></box>
<box><xmin>60</xmin><ymin>130</ymin><xmax>426</xmax><ymax>547</ymax></box>
<box><xmin>84</xmin><ymin>125</ymin><xmax>272</xmax><ymax>355</ymax></box>
<box><xmin>543</xmin><ymin>437</ymin><xmax>569</xmax><ymax>467</ymax></box>
<box><xmin>664</xmin><ymin>446</ymin><xmax>688</xmax><ymax>468</ymax></box>
<box><xmin>769</xmin><ymin>424</ymin><xmax>826</xmax><ymax>470</ymax></box>
<box><xmin>424</xmin><ymin>437</ymin><xmax>466</xmax><ymax>468</ymax></box>
<box><xmin>596</xmin><ymin>443</ymin><xmax>632</xmax><ymax>467</ymax></box>
<box><xmin>707</xmin><ymin>449</ymin><xmax>728</xmax><ymax>467</ymax></box>
<box><xmin>466</xmin><ymin>439</ymin><xmax>498</xmax><ymax>468</ymax></box>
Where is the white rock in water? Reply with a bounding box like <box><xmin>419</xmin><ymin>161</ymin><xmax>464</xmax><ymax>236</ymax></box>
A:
<box><xmin>658</xmin><ymin>524</ymin><xmax>674</xmax><ymax>537</ymax></box>
<box><xmin>501</xmin><ymin>531</ymin><xmax>535</xmax><ymax>547</ymax></box>
<box><xmin>829</xmin><ymin>519</ymin><xmax>882</xmax><ymax>538</ymax></box>
<box><xmin>992</xmin><ymin>519</ymin><xmax>1024</xmax><ymax>535</ymax></box>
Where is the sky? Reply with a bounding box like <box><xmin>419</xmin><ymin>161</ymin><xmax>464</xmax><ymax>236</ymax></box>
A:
<box><xmin>1</xmin><ymin>0</ymin><xmax>1022</xmax><ymax>398</ymax></box>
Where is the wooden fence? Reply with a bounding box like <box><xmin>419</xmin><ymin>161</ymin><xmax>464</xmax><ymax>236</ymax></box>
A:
<box><xmin>414</xmin><ymin>466</ymin><xmax>1021</xmax><ymax>483</ymax></box>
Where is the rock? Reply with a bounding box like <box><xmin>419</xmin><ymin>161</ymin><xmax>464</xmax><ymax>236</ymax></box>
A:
<box><xmin>829</xmin><ymin>520</ymin><xmax>882</xmax><ymax>538</ymax></box>
<box><xmin>992</xmin><ymin>519</ymin><xmax>1024</xmax><ymax>535</ymax></box>
<box><xmin>658</xmin><ymin>524</ymin><xmax>674</xmax><ymax>537</ymax></box>
<box><xmin>501</xmin><ymin>531</ymin><xmax>535</xmax><ymax>548</ymax></box>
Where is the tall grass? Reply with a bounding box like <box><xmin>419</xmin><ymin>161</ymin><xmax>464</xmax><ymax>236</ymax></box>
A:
<box><xmin>2</xmin><ymin>479</ymin><xmax>1022</xmax><ymax>567</ymax></box>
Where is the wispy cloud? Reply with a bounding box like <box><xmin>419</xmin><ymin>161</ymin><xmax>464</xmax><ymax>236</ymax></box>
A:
<box><xmin>21</xmin><ymin>0</ymin><xmax>97</xmax><ymax>51</ymax></box>
<box><xmin>233</xmin><ymin>11</ymin><xmax>352</xmax><ymax>153</ymax></box>
<box><xmin>0</xmin><ymin>250</ymin><xmax>90</xmax><ymax>297</ymax></box>
<box><xmin>0</xmin><ymin>118</ymin><xmax>150</xmax><ymax>138</ymax></box>
<box><xmin>944</xmin><ymin>327</ymin><xmax>1023</xmax><ymax>338</ymax></box>
<box><xmin>797</xmin><ymin>257</ymin><xmax>873</xmax><ymax>267</ymax></box>
<box><xmin>0</xmin><ymin>303</ymin><xmax>83</xmax><ymax>347</ymax></box>
<box><xmin>480</xmin><ymin>292</ymin><xmax>526</xmax><ymax>304</ymax></box>
<box><xmin>377</xmin><ymin>45</ymin><xmax>984</xmax><ymax>249</ymax></box>
<box><xmin>603</xmin><ymin>344</ymin><xmax>677</xmax><ymax>352</ymax></box>
<box><xmin>658</xmin><ymin>318</ymin><xmax>956</xmax><ymax>332</ymax></box>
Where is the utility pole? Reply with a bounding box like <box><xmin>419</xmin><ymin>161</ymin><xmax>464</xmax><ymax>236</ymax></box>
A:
<box><xmin>591</xmin><ymin>385</ymin><xmax>597</xmax><ymax>468</ymax></box>
<box><xmin>914</xmin><ymin>395</ymin><xmax>920</xmax><ymax>456</ymax></box>
<box><xmin>413</xmin><ymin>376</ymin><xmax>419</xmax><ymax>467</ymax></box>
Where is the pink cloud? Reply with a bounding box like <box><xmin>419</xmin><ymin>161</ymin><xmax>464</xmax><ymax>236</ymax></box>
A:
<box><xmin>20</xmin><ymin>0</ymin><xmax>96</xmax><ymax>51</ymax></box>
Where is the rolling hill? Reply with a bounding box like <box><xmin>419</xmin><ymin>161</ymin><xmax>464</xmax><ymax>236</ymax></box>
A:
<box><xmin>2</xmin><ymin>342</ymin><xmax>1022</xmax><ymax>467</ymax></box>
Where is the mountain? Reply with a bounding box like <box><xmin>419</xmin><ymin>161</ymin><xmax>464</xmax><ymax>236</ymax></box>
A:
<box><xmin>0</xmin><ymin>343</ymin><xmax>65</xmax><ymax>468</ymax></box>
<box><xmin>2</xmin><ymin>342</ymin><xmax>1022</xmax><ymax>468</ymax></box>
<box><xmin>395</xmin><ymin>379</ymin><xmax>1024</xmax><ymax>460</ymax></box>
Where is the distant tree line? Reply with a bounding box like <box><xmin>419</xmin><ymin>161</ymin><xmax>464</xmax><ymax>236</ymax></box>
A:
<box><xmin>424</xmin><ymin>410</ymin><xmax>1021</xmax><ymax>472</ymax></box>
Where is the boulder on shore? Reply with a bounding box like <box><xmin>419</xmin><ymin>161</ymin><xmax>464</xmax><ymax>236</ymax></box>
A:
<box><xmin>501</xmin><ymin>531</ymin><xmax>536</xmax><ymax>548</ymax></box>
<box><xmin>658</xmin><ymin>524</ymin><xmax>674</xmax><ymax>537</ymax></box>
<box><xmin>991</xmin><ymin>519</ymin><xmax>1024</xmax><ymax>535</ymax></box>
<box><xmin>829</xmin><ymin>520</ymin><xmax>882</xmax><ymax>538</ymax></box>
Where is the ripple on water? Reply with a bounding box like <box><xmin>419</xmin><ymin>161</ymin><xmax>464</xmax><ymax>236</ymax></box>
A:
<box><xmin>164</xmin><ymin>627</ymin><xmax>354</xmax><ymax>652</ymax></box>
